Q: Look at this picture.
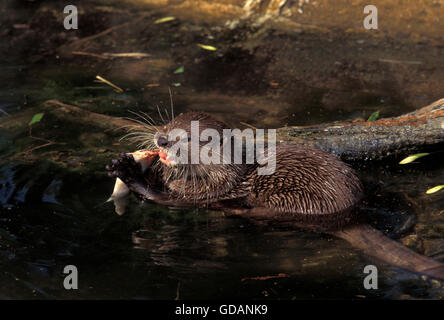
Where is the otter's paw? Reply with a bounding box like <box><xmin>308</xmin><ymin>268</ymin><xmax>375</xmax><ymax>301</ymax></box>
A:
<box><xmin>106</xmin><ymin>153</ymin><xmax>143</xmax><ymax>185</ymax></box>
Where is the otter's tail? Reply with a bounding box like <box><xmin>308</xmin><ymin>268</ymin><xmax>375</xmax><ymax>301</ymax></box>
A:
<box><xmin>334</xmin><ymin>224</ymin><xmax>444</xmax><ymax>280</ymax></box>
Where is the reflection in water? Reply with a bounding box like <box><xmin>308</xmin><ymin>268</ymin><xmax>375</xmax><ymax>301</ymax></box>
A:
<box><xmin>42</xmin><ymin>179</ymin><xmax>62</xmax><ymax>205</ymax></box>
<box><xmin>0</xmin><ymin>165</ymin><xmax>15</xmax><ymax>208</ymax></box>
<box><xmin>0</xmin><ymin>159</ymin><xmax>443</xmax><ymax>299</ymax></box>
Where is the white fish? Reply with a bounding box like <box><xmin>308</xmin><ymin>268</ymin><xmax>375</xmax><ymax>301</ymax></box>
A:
<box><xmin>107</xmin><ymin>150</ymin><xmax>156</xmax><ymax>215</ymax></box>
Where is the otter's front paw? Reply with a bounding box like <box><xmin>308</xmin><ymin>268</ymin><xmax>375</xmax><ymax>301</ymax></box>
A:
<box><xmin>106</xmin><ymin>153</ymin><xmax>143</xmax><ymax>185</ymax></box>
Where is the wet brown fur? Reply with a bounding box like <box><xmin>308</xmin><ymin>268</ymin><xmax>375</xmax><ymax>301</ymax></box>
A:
<box><xmin>148</xmin><ymin>112</ymin><xmax>363</xmax><ymax>224</ymax></box>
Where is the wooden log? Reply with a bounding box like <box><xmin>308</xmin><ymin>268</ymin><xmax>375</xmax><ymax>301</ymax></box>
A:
<box><xmin>43</xmin><ymin>100</ymin><xmax>135</xmax><ymax>132</ymax></box>
<box><xmin>278</xmin><ymin>98</ymin><xmax>444</xmax><ymax>161</ymax></box>
<box><xmin>44</xmin><ymin>98</ymin><xmax>444</xmax><ymax>160</ymax></box>
<box><xmin>334</xmin><ymin>224</ymin><xmax>444</xmax><ymax>280</ymax></box>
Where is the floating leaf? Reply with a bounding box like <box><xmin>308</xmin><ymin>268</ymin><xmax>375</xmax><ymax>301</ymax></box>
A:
<box><xmin>197</xmin><ymin>44</ymin><xmax>217</xmax><ymax>51</ymax></box>
<box><xmin>426</xmin><ymin>185</ymin><xmax>444</xmax><ymax>194</ymax></box>
<box><xmin>28</xmin><ymin>113</ymin><xmax>44</xmax><ymax>126</ymax></box>
<box><xmin>367</xmin><ymin>110</ymin><xmax>380</xmax><ymax>122</ymax></box>
<box><xmin>174</xmin><ymin>66</ymin><xmax>184</xmax><ymax>74</ymax></box>
<box><xmin>154</xmin><ymin>16</ymin><xmax>176</xmax><ymax>24</ymax></box>
<box><xmin>399</xmin><ymin>153</ymin><xmax>430</xmax><ymax>164</ymax></box>
<box><xmin>172</xmin><ymin>83</ymin><xmax>181</xmax><ymax>87</ymax></box>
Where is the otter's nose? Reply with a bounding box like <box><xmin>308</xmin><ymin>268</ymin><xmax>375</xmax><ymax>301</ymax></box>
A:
<box><xmin>157</xmin><ymin>136</ymin><xmax>168</xmax><ymax>148</ymax></box>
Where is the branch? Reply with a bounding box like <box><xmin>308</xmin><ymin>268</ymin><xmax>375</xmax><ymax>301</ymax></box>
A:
<box><xmin>277</xmin><ymin>98</ymin><xmax>444</xmax><ymax>160</ymax></box>
<box><xmin>43</xmin><ymin>100</ymin><xmax>135</xmax><ymax>132</ymax></box>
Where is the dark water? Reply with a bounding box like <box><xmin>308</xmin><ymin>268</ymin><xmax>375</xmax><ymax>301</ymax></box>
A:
<box><xmin>0</xmin><ymin>0</ymin><xmax>443</xmax><ymax>300</ymax></box>
<box><xmin>1</xmin><ymin>157</ymin><xmax>443</xmax><ymax>299</ymax></box>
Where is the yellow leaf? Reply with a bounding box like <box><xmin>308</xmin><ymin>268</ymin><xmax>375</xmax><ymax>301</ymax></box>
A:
<box><xmin>197</xmin><ymin>44</ymin><xmax>217</xmax><ymax>51</ymax></box>
<box><xmin>426</xmin><ymin>185</ymin><xmax>444</xmax><ymax>194</ymax></box>
<box><xmin>154</xmin><ymin>17</ymin><xmax>176</xmax><ymax>24</ymax></box>
<box><xmin>399</xmin><ymin>153</ymin><xmax>429</xmax><ymax>164</ymax></box>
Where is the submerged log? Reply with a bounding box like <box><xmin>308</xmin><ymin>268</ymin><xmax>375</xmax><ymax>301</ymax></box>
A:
<box><xmin>43</xmin><ymin>100</ymin><xmax>135</xmax><ymax>131</ymax></box>
<box><xmin>44</xmin><ymin>98</ymin><xmax>444</xmax><ymax>161</ymax></box>
<box><xmin>334</xmin><ymin>225</ymin><xmax>444</xmax><ymax>280</ymax></box>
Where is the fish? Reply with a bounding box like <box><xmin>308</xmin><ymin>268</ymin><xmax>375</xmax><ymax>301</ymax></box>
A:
<box><xmin>107</xmin><ymin>149</ymin><xmax>158</xmax><ymax>215</ymax></box>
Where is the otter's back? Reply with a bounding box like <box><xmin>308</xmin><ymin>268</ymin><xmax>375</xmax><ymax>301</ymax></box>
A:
<box><xmin>248</xmin><ymin>145</ymin><xmax>363</xmax><ymax>215</ymax></box>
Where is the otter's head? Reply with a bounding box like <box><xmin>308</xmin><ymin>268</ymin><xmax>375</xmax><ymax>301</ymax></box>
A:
<box><xmin>153</xmin><ymin>112</ymin><xmax>228</xmax><ymax>167</ymax></box>
<box><xmin>124</xmin><ymin>111</ymin><xmax>245</xmax><ymax>199</ymax></box>
<box><xmin>151</xmin><ymin>112</ymin><xmax>245</xmax><ymax>199</ymax></box>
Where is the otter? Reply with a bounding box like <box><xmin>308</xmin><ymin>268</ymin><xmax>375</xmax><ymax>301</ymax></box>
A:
<box><xmin>107</xmin><ymin>111</ymin><xmax>444</xmax><ymax>280</ymax></box>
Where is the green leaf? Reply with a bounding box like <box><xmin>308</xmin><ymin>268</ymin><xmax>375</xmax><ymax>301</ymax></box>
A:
<box><xmin>154</xmin><ymin>16</ymin><xmax>176</xmax><ymax>24</ymax></box>
<box><xmin>399</xmin><ymin>153</ymin><xmax>430</xmax><ymax>164</ymax></box>
<box><xmin>28</xmin><ymin>113</ymin><xmax>44</xmax><ymax>126</ymax></box>
<box><xmin>172</xmin><ymin>82</ymin><xmax>181</xmax><ymax>87</ymax></box>
<box><xmin>426</xmin><ymin>185</ymin><xmax>444</xmax><ymax>194</ymax></box>
<box><xmin>367</xmin><ymin>110</ymin><xmax>379</xmax><ymax>122</ymax></box>
<box><xmin>197</xmin><ymin>44</ymin><xmax>217</xmax><ymax>51</ymax></box>
<box><xmin>174</xmin><ymin>66</ymin><xmax>184</xmax><ymax>74</ymax></box>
